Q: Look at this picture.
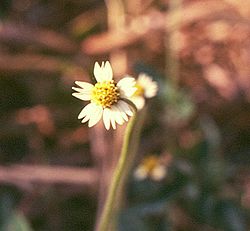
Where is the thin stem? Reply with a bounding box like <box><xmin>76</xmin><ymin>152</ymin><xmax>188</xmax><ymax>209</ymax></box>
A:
<box><xmin>114</xmin><ymin>106</ymin><xmax>147</xmax><ymax>206</ymax></box>
<box><xmin>165</xmin><ymin>0</ymin><xmax>183</xmax><ymax>89</ymax></box>
<box><xmin>97</xmin><ymin>112</ymin><xmax>137</xmax><ymax>231</ymax></box>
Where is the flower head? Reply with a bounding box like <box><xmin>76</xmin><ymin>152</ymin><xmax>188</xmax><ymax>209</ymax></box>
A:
<box><xmin>130</xmin><ymin>73</ymin><xmax>158</xmax><ymax>110</ymax></box>
<box><xmin>72</xmin><ymin>61</ymin><xmax>137</xmax><ymax>129</ymax></box>
<box><xmin>134</xmin><ymin>155</ymin><xmax>167</xmax><ymax>181</ymax></box>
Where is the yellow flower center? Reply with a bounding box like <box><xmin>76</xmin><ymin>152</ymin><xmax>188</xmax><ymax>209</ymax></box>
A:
<box><xmin>91</xmin><ymin>80</ymin><xmax>120</xmax><ymax>108</ymax></box>
<box><xmin>141</xmin><ymin>156</ymin><xmax>160</xmax><ymax>173</ymax></box>
<box><xmin>133</xmin><ymin>83</ymin><xmax>144</xmax><ymax>96</ymax></box>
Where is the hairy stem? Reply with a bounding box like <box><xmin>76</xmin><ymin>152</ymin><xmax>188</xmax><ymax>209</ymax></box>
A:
<box><xmin>97</xmin><ymin>112</ymin><xmax>138</xmax><ymax>231</ymax></box>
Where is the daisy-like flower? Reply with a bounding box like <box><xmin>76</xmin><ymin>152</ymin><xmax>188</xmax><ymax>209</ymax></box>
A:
<box><xmin>134</xmin><ymin>155</ymin><xmax>167</xmax><ymax>181</ymax></box>
<box><xmin>130</xmin><ymin>73</ymin><xmax>158</xmax><ymax>110</ymax></box>
<box><xmin>72</xmin><ymin>61</ymin><xmax>137</xmax><ymax>130</ymax></box>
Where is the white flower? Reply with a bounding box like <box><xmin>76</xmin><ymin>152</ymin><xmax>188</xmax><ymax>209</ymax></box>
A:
<box><xmin>130</xmin><ymin>73</ymin><xmax>158</xmax><ymax>110</ymax></box>
<box><xmin>134</xmin><ymin>155</ymin><xmax>167</xmax><ymax>181</ymax></box>
<box><xmin>72</xmin><ymin>61</ymin><xmax>137</xmax><ymax>129</ymax></box>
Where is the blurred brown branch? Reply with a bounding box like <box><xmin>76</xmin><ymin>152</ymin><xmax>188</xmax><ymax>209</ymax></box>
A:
<box><xmin>0</xmin><ymin>164</ymin><xmax>98</xmax><ymax>190</ymax></box>
<box><xmin>81</xmin><ymin>9</ymin><xmax>164</xmax><ymax>54</ymax></box>
<box><xmin>0</xmin><ymin>22</ymin><xmax>77</xmax><ymax>54</ymax></box>
<box><xmin>69</xmin><ymin>7</ymin><xmax>105</xmax><ymax>37</ymax></box>
<box><xmin>0</xmin><ymin>52</ymin><xmax>83</xmax><ymax>75</ymax></box>
<box><xmin>0</xmin><ymin>53</ymin><xmax>64</xmax><ymax>73</ymax></box>
<box><xmin>81</xmin><ymin>0</ymin><xmax>238</xmax><ymax>55</ymax></box>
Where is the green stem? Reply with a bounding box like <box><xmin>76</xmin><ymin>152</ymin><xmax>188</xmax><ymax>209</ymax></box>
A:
<box><xmin>97</xmin><ymin>112</ymin><xmax>137</xmax><ymax>231</ymax></box>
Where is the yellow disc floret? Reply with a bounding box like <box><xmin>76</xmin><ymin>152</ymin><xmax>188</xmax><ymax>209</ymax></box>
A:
<box><xmin>133</xmin><ymin>83</ymin><xmax>145</xmax><ymax>96</ymax></box>
<box><xmin>91</xmin><ymin>80</ymin><xmax>120</xmax><ymax>108</ymax></box>
<box><xmin>141</xmin><ymin>156</ymin><xmax>160</xmax><ymax>173</ymax></box>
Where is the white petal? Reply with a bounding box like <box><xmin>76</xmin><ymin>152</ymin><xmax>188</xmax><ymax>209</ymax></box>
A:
<box><xmin>151</xmin><ymin>166</ymin><xmax>166</xmax><ymax>181</ymax></box>
<box><xmin>116</xmin><ymin>102</ymin><xmax>129</xmax><ymax>121</ymax></box>
<box><xmin>111</xmin><ymin>105</ymin><xmax>124</xmax><ymax>125</ymax></box>
<box><xmin>103</xmin><ymin>108</ymin><xmax>111</xmax><ymax>130</ymax></box>
<box><xmin>78</xmin><ymin>103</ymin><xmax>94</xmax><ymax>119</ymax></box>
<box><xmin>93</xmin><ymin>62</ymin><xmax>103</xmax><ymax>82</ymax></box>
<box><xmin>117</xmin><ymin>77</ymin><xmax>137</xmax><ymax>97</ymax></box>
<box><xmin>88</xmin><ymin>105</ymin><xmax>103</xmax><ymax>127</ymax></box>
<box><xmin>137</xmin><ymin>73</ymin><xmax>150</xmax><ymax>82</ymax></box>
<box><xmin>72</xmin><ymin>87</ymin><xmax>83</xmax><ymax>93</ymax></box>
<box><xmin>79</xmin><ymin>103</ymin><xmax>102</xmax><ymax>126</ymax></box>
<box><xmin>118</xmin><ymin>101</ymin><xmax>134</xmax><ymax>117</ymax></box>
<box><xmin>137</xmin><ymin>73</ymin><xmax>154</xmax><ymax>85</ymax></box>
<box><xmin>115</xmin><ymin>115</ymin><xmax>124</xmax><ymax>125</ymax></box>
<box><xmin>72</xmin><ymin>92</ymin><xmax>91</xmax><ymax>101</ymax></box>
<box><xmin>81</xmin><ymin>114</ymin><xmax>91</xmax><ymax>123</ymax></box>
<box><xmin>103</xmin><ymin>61</ymin><xmax>113</xmax><ymax>81</ymax></box>
<box><xmin>144</xmin><ymin>84</ymin><xmax>158</xmax><ymax>98</ymax></box>
<box><xmin>117</xmin><ymin>76</ymin><xmax>135</xmax><ymax>86</ymax></box>
<box><xmin>134</xmin><ymin>167</ymin><xmax>148</xmax><ymax>180</ymax></box>
<box><xmin>130</xmin><ymin>96</ymin><xmax>145</xmax><ymax>110</ymax></box>
<box><xmin>93</xmin><ymin>61</ymin><xmax>113</xmax><ymax>82</ymax></box>
<box><xmin>75</xmin><ymin>81</ymin><xmax>94</xmax><ymax>91</ymax></box>
<box><xmin>110</xmin><ymin>112</ymin><xmax>117</xmax><ymax>129</ymax></box>
<box><xmin>72</xmin><ymin>87</ymin><xmax>93</xmax><ymax>95</ymax></box>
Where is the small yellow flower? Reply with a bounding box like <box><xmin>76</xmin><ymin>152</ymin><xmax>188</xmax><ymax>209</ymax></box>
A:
<box><xmin>130</xmin><ymin>73</ymin><xmax>158</xmax><ymax>110</ymax></box>
<box><xmin>72</xmin><ymin>61</ymin><xmax>137</xmax><ymax>129</ymax></box>
<box><xmin>134</xmin><ymin>155</ymin><xmax>166</xmax><ymax>181</ymax></box>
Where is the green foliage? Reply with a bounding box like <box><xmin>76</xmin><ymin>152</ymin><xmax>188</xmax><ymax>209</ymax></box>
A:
<box><xmin>119</xmin><ymin>137</ymin><xmax>248</xmax><ymax>231</ymax></box>
<box><xmin>0</xmin><ymin>0</ymin><xmax>12</xmax><ymax>19</ymax></box>
<box><xmin>0</xmin><ymin>192</ymin><xmax>32</xmax><ymax>231</ymax></box>
<box><xmin>2</xmin><ymin>212</ymin><xmax>33</xmax><ymax>231</ymax></box>
<box><xmin>162</xmin><ymin>81</ymin><xmax>195</xmax><ymax>124</ymax></box>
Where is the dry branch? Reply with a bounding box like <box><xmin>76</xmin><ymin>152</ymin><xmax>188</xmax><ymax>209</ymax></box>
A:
<box><xmin>0</xmin><ymin>53</ymin><xmax>81</xmax><ymax>74</ymax></box>
<box><xmin>0</xmin><ymin>164</ymin><xmax>98</xmax><ymax>190</ymax></box>
<box><xmin>0</xmin><ymin>53</ymin><xmax>63</xmax><ymax>73</ymax></box>
<box><xmin>0</xmin><ymin>22</ymin><xmax>77</xmax><ymax>54</ymax></box>
<box><xmin>81</xmin><ymin>10</ymin><xmax>164</xmax><ymax>54</ymax></box>
<box><xmin>81</xmin><ymin>0</ymin><xmax>239</xmax><ymax>55</ymax></box>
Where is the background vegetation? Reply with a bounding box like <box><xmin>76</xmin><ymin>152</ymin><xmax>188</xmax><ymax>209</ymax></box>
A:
<box><xmin>0</xmin><ymin>0</ymin><xmax>250</xmax><ymax>230</ymax></box>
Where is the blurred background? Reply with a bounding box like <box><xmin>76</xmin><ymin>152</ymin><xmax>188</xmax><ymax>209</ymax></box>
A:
<box><xmin>0</xmin><ymin>0</ymin><xmax>250</xmax><ymax>230</ymax></box>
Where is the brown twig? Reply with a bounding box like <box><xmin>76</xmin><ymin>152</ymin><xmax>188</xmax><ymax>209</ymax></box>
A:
<box><xmin>0</xmin><ymin>22</ymin><xmax>77</xmax><ymax>54</ymax></box>
<box><xmin>81</xmin><ymin>0</ymin><xmax>240</xmax><ymax>55</ymax></box>
<box><xmin>0</xmin><ymin>164</ymin><xmax>98</xmax><ymax>190</ymax></box>
<box><xmin>0</xmin><ymin>53</ymin><xmax>85</xmax><ymax>76</ymax></box>
<box><xmin>0</xmin><ymin>53</ymin><xmax>63</xmax><ymax>73</ymax></box>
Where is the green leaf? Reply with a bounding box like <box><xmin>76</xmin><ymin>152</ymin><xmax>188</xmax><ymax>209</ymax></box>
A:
<box><xmin>214</xmin><ymin>200</ymin><xmax>247</xmax><ymax>231</ymax></box>
<box><xmin>0</xmin><ymin>0</ymin><xmax>12</xmax><ymax>19</ymax></box>
<box><xmin>118</xmin><ymin>210</ymin><xmax>150</xmax><ymax>231</ymax></box>
<box><xmin>118</xmin><ymin>200</ymin><xmax>170</xmax><ymax>231</ymax></box>
<box><xmin>2</xmin><ymin>212</ymin><xmax>33</xmax><ymax>231</ymax></box>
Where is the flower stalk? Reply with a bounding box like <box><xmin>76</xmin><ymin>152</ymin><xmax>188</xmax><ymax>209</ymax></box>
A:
<box><xmin>97</xmin><ymin>105</ymin><xmax>144</xmax><ymax>231</ymax></box>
